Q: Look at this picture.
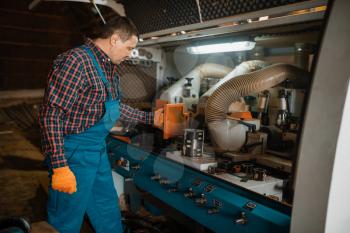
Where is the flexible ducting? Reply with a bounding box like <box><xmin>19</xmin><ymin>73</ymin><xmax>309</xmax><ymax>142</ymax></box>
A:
<box><xmin>160</xmin><ymin>63</ymin><xmax>232</xmax><ymax>103</ymax></box>
<box><xmin>206</xmin><ymin>63</ymin><xmax>310</xmax><ymax>151</ymax></box>
<box><xmin>198</xmin><ymin>60</ymin><xmax>269</xmax><ymax>113</ymax></box>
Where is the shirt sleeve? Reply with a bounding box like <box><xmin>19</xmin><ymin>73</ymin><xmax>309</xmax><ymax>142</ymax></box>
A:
<box><xmin>38</xmin><ymin>55</ymin><xmax>84</xmax><ymax>169</ymax></box>
<box><xmin>119</xmin><ymin>103</ymin><xmax>154</xmax><ymax>125</ymax></box>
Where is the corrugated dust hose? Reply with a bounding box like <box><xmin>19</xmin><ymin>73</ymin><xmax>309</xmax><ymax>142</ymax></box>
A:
<box><xmin>205</xmin><ymin>63</ymin><xmax>310</xmax><ymax>151</ymax></box>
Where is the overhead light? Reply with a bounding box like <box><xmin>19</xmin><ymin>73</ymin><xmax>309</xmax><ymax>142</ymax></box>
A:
<box><xmin>259</xmin><ymin>16</ymin><xmax>269</xmax><ymax>21</ymax></box>
<box><xmin>187</xmin><ymin>41</ymin><xmax>256</xmax><ymax>54</ymax></box>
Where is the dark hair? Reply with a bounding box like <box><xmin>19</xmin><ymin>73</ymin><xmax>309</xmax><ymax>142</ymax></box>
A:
<box><xmin>91</xmin><ymin>16</ymin><xmax>139</xmax><ymax>42</ymax></box>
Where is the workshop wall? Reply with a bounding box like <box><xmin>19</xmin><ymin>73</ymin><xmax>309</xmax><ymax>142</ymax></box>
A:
<box><xmin>0</xmin><ymin>0</ymin><xmax>85</xmax><ymax>90</ymax></box>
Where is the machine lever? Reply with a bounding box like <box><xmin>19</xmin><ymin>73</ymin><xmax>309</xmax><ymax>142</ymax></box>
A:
<box><xmin>234</xmin><ymin>212</ymin><xmax>248</xmax><ymax>225</ymax></box>
<box><xmin>159</xmin><ymin>178</ymin><xmax>170</xmax><ymax>185</ymax></box>
<box><xmin>184</xmin><ymin>188</ymin><xmax>195</xmax><ymax>198</ymax></box>
<box><xmin>195</xmin><ymin>194</ymin><xmax>207</xmax><ymax>205</ymax></box>
<box><xmin>207</xmin><ymin>207</ymin><xmax>220</xmax><ymax>214</ymax></box>
<box><xmin>167</xmin><ymin>188</ymin><xmax>178</xmax><ymax>193</ymax></box>
<box><xmin>130</xmin><ymin>164</ymin><xmax>140</xmax><ymax>170</ymax></box>
<box><xmin>150</xmin><ymin>174</ymin><xmax>161</xmax><ymax>181</ymax></box>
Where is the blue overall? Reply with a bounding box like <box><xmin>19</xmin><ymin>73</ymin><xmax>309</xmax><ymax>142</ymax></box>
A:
<box><xmin>47</xmin><ymin>46</ymin><xmax>123</xmax><ymax>233</ymax></box>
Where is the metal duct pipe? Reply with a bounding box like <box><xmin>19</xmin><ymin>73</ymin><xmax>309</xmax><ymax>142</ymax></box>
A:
<box><xmin>198</xmin><ymin>60</ymin><xmax>269</xmax><ymax>113</ymax></box>
<box><xmin>206</xmin><ymin>63</ymin><xmax>310</xmax><ymax>151</ymax></box>
<box><xmin>160</xmin><ymin>63</ymin><xmax>232</xmax><ymax>103</ymax></box>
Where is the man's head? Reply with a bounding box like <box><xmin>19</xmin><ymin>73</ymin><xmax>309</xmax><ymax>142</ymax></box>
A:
<box><xmin>92</xmin><ymin>17</ymin><xmax>139</xmax><ymax>64</ymax></box>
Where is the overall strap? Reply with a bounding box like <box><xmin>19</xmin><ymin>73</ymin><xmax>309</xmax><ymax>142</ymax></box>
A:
<box><xmin>114</xmin><ymin>75</ymin><xmax>121</xmax><ymax>100</ymax></box>
<box><xmin>83</xmin><ymin>46</ymin><xmax>113</xmax><ymax>101</ymax></box>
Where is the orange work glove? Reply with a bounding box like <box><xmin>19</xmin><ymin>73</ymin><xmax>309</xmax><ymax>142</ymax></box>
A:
<box><xmin>52</xmin><ymin>166</ymin><xmax>77</xmax><ymax>194</ymax></box>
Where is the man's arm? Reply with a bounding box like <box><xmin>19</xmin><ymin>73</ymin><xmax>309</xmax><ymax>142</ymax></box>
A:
<box><xmin>39</xmin><ymin>55</ymin><xmax>83</xmax><ymax>169</ymax></box>
<box><xmin>119</xmin><ymin>103</ymin><xmax>154</xmax><ymax>125</ymax></box>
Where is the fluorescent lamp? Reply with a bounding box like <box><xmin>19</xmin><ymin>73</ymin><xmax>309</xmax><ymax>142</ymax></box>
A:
<box><xmin>187</xmin><ymin>41</ymin><xmax>256</xmax><ymax>54</ymax></box>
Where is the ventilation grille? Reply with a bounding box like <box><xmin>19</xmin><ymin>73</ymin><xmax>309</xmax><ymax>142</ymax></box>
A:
<box><xmin>121</xmin><ymin>0</ymin><xmax>200</xmax><ymax>34</ymax></box>
<box><xmin>122</xmin><ymin>0</ymin><xmax>309</xmax><ymax>34</ymax></box>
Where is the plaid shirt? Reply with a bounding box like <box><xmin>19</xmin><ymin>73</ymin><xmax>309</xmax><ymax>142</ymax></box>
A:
<box><xmin>39</xmin><ymin>39</ymin><xmax>153</xmax><ymax>169</ymax></box>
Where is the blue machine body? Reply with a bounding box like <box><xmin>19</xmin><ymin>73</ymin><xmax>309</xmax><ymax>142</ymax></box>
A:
<box><xmin>107</xmin><ymin>137</ymin><xmax>291</xmax><ymax>233</ymax></box>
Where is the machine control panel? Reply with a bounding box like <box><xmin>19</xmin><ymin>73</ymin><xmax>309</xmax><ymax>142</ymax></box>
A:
<box><xmin>108</xmin><ymin>138</ymin><xmax>291</xmax><ymax>233</ymax></box>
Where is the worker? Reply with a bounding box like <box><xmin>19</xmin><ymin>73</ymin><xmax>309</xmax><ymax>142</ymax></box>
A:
<box><xmin>39</xmin><ymin>17</ymin><xmax>155</xmax><ymax>233</ymax></box>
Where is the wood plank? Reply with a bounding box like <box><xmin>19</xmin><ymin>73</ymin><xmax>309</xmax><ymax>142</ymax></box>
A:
<box><xmin>0</xmin><ymin>61</ymin><xmax>51</xmax><ymax>77</ymax></box>
<box><xmin>0</xmin><ymin>0</ymin><xmax>38</xmax><ymax>11</ymax></box>
<box><xmin>0</xmin><ymin>27</ymin><xmax>82</xmax><ymax>46</ymax></box>
<box><xmin>0</xmin><ymin>41</ymin><xmax>68</xmax><ymax>48</ymax></box>
<box><xmin>0</xmin><ymin>72</ymin><xmax>48</xmax><ymax>78</ymax></box>
<box><xmin>0</xmin><ymin>0</ymin><xmax>91</xmax><ymax>91</ymax></box>
<box><xmin>0</xmin><ymin>74</ymin><xmax>46</xmax><ymax>90</ymax></box>
<box><xmin>0</xmin><ymin>57</ymin><xmax>51</xmax><ymax>63</ymax></box>
<box><xmin>0</xmin><ymin>89</ymin><xmax>44</xmax><ymax>99</ymax></box>
<box><xmin>0</xmin><ymin>0</ymin><xmax>65</xmax><ymax>13</ymax></box>
<box><xmin>0</xmin><ymin>74</ymin><xmax>47</xmax><ymax>81</ymax></box>
<box><xmin>0</xmin><ymin>9</ymin><xmax>75</xmax><ymax>31</ymax></box>
<box><xmin>0</xmin><ymin>8</ymin><xmax>65</xmax><ymax>19</ymax></box>
<box><xmin>0</xmin><ymin>60</ymin><xmax>51</xmax><ymax>88</ymax></box>
<box><xmin>0</xmin><ymin>44</ymin><xmax>68</xmax><ymax>59</ymax></box>
<box><xmin>0</xmin><ymin>25</ymin><xmax>78</xmax><ymax>35</ymax></box>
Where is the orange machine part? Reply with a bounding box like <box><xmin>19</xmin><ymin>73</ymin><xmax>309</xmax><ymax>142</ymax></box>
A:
<box><xmin>229</xmin><ymin>111</ymin><xmax>253</xmax><ymax>120</ymax></box>
<box><xmin>155</xmin><ymin>99</ymin><xmax>168</xmax><ymax>110</ymax></box>
<box><xmin>163</xmin><ymin>103</ymin><xmax>189</xmax><ymax>140</ymax></box>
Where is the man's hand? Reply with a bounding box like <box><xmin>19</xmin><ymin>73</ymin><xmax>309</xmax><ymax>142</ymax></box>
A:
<box><xmin>52</xmin><ymin>166</ymin><xmax>77</xmax><ymax>194</ymax></box>
<box><xmin>153</xmin><ymin>108</ymin><xmax>164</xmax><ymax>129</ymax></box>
